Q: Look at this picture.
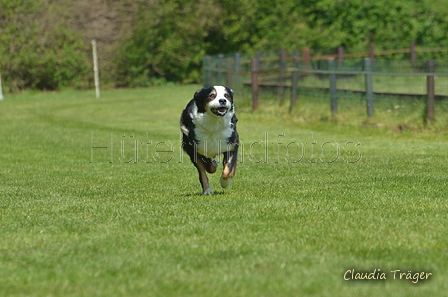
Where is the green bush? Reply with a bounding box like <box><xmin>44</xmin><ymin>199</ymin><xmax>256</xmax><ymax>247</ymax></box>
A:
<box><xmin>0</xmin><ymin>0</ymin><xmax>89</xmax><ymax>91</ymax></box>
<box><xmin>113</xmin><ymin>0</ymin><xmax>218</xmax><ymax>87</ymax></box>
<box><xmin>2</xmin><ymin>0</ymin><xmax>448</xmax><ymax>90</ymax></box>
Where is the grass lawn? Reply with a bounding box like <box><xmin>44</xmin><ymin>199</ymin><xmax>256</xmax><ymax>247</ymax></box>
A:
<box><xmin>1</xmin><ymin>86</ymin><xmax>447</xmax><ymax>296</ymax></box>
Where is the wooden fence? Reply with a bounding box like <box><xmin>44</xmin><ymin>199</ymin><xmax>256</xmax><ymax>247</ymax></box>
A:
<box><xmin>203</xmin><ymin>42</ymin><xmax>448</xmax><ymax>121</ymax></box>
<box><xmin>250</xmin><ymin>57</ymin><xmax>440</xmax><ymax>120</ymax></box>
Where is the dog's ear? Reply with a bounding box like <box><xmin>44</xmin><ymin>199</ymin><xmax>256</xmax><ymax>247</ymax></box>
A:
<box><xmin>194</xmin><ymin>87</ymin><xmax>212</xmax><ymax>113</ymax></box>
<box><xmin>194</xmin><ymin>87</ymin><xmax>211</xmax><ymax>101</ymax></box>
<box><xmin>194</xmin><ymin>88</ymin><xmax>205</xmax><ymax>100</ymax></box>
<box><xmin>226</xmin><ymin>87</ymin><xmax>234</xmax><ymax>99</ymax></box>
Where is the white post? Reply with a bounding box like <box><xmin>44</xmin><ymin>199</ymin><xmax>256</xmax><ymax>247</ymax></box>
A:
<box><xmin>0</xmin><ymin>68</ymin><xmax>4</xmax><ymax>100</ymax></box>
<box><xmin>92</xmin><ymin>39</ymin><xmax>100</xmax><ymax>98</ymax></box>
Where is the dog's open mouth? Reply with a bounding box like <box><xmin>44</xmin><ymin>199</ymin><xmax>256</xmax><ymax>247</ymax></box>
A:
<box><xmin>211</xmin><ymin>107</ymin><xmax>228</xmax><ymax>116</ymax></box>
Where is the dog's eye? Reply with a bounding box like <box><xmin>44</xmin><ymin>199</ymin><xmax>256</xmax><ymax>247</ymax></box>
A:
<box><xmin>224</xmin><ymin>93</ymin><xmax>229</xmax><ymax>98</ymax></box>
<box><xmin>209</xmin><ymin>94</ymin><xmax>216</xmax><ymax>99</ymax></box>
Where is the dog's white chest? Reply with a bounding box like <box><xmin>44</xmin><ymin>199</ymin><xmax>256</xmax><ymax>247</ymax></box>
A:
<box><xmin>192</xmin><ymin>113</ymin><xmax>234</xmax><ymax>158</ymax></box>
<box><xmin>194</xmin><ymin>126</ymin><xmax>233</xmax><ymax>158</ymax></box>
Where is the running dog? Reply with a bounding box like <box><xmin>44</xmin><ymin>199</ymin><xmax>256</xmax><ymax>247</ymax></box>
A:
<box><xmin>180</xmin><ymin>86</ymin><xmax>239</xmax><ymax>194</ymax></box>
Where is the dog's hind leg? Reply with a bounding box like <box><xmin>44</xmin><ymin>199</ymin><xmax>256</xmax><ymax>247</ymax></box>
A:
<box><xmin>201</xmin><ymin>156</ymin><xmax>218</xmax><ymax>174</ymax></box>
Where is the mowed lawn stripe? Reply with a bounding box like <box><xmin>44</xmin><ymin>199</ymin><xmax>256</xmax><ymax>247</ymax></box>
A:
<box><xmin>0</xmin><ymin>86</ymin><xmax>447</xmax><ymax>296</ymax></box>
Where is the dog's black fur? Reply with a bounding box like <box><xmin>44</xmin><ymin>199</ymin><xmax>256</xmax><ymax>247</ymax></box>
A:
<box><xmin>180</xmin><ymin>86</ymin><xmax>239</xmax><ymax>194</ymax></box>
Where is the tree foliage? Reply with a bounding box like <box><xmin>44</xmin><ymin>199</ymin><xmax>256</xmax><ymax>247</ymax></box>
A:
<box><xmin>1</xmin><ymin>0</ymin><xmax>448</xmax><ymax>90</ymax></box>
<box><xmin>0</xmin><ymin>0</ymin><xmax>89</xmax><ymax>90</ymax></box>
<box><xmin>114</xmin><ymin>0</ymin><xmax>221</xmax><ymax>86</ymax></box>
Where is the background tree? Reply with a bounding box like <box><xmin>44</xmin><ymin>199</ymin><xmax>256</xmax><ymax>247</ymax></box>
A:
<box><xmin>1</xmin><ymin>0</ymin><xmax>448</xmax><ymax>90</ymax></box>
<box><xmin>0</xmin><ymin>0</ymin><xmax>89</xmax><ymax>90</ymax></box>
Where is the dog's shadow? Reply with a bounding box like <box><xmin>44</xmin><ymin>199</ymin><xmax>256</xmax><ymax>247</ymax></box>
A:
<box><xmin>181</xmin><ymin>191</ymin><xmax>226</xmax><ymax>197</ymax></box>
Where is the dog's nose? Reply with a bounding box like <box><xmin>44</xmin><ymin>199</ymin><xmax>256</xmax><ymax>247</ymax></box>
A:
<box><xmin>219</xmin><ymin>99</ymin><xmax>227</xmax><ymax>105</ymax></box>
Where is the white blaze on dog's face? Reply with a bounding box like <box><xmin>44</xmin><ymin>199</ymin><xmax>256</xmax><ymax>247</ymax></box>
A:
<box><xmin>207</xmin><ymin>86</ymin><xmax>233</xmax><ymax>117</ymax></box>
<box><xmin>194</xmin><ymin>86</ymin><xmax>234</xmax><ymax>117</ymax></box>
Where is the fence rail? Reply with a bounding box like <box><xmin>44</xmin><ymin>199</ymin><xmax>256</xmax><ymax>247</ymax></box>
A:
<box><xmin>203</xmin><ymin>43</ymin><xmax>448</xmax><ymax>121</ymax></box>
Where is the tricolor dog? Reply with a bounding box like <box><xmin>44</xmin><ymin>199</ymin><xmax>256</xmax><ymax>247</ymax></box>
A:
<box><xmin>180</xmin><ymin>86</ymin><xmax>239</xmax><ymax>194</ymax></box>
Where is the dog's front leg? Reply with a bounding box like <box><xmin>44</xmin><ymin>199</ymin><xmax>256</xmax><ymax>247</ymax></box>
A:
<box><xmin>220</xmin><ymin>148</ymin><xmax>238</xmax><ymax>188</ymax></box>
<box><xmin>195</xmin><ymin>157</ymin><xmax>213</xmax><ymax>194</ymax></box>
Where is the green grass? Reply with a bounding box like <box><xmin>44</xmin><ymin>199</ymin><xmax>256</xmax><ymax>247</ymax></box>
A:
<box><xmin>1</xmin><ymin>86</ymin><xmax>447</xmax><ymax>296</ymax></box>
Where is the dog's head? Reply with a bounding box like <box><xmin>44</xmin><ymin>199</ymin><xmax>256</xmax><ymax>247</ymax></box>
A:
<box><xmin>194</xmin><ymin>86</ymin><xmax>234</xmax><ymax>117</ymax></box>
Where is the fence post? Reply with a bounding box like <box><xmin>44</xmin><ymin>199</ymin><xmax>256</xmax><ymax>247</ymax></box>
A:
<box><xmin>426</xmin><ymin>60</ymin><xmax>435</xmax><ymax>123</ymax></box>
<box><xmin>369</xmin><ymin>43</ymin><xmax>375</xmax><ymax>65</ymax></box>
<box><xmin>329</xmin><ymin>58</ymin><xmax>337</xmax><ymax>115</ymax></box>
<box><xmin>251</xmin><ymin>53</ymin><xmax>260</xmax><ymax>110</ymax></box>
<box><xmin>337</xmin><ymin>46</ymin><xmax>344</xmax><ymax>66</ymax></box>
<box><xmin>226</xmin><ymin>58</ymin><xmax>233</xmax><ymax>88</ymax></box>
<box><xmin>0</xmin><ymin>68</ymin><xmax>4</xmax><ymax>100</ymax></box>
<box><xmin>279</xmin><ymin>49</ymin><xmax>286</xmax><ymax>106</ymax></box>
<box><xmin>302</xmin><ymin>47</ymin><xmax>311</xmax><ymax>68</ymax></box>
<box><xmin>289</xmin><ymin>48</ymin><xmax>299</xmax><ymax>113</ymax></box>
<box><xmin>234</xmin><ymin>52</ymin><xmax>241</xmax><ymax>89</ymax></box>
<box><xmin>364</xmin><ymin>58</ymin><xmax>374</xmax><ymax>117</ymax></box>
<box><xmin>91</xmin><ymin>39</ymin><xmax>100</xmax><ymax>99</ymax></box>
<box><xmin>204</xmin><ymin>55</ymin><xmax>212</xmax><ymax>87</ymax></box>
<box><xmin>217</xmin><ymin>54</ymin><xmax>224</xmax><ymax>84</ymax></box>
<box><xmin>410</xmin><ymin>41</ymin><xmax>416</xmax><ymax>67</ymax></box>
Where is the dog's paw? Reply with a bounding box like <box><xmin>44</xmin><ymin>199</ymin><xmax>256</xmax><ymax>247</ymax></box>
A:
<box><xmin>202</xmin><ymin>188</ymin><xmax>213</xmax><ymax>195</ymax></box>
<box><xmin>220</xmin><ymin>176</ymin><xmax>232</xmax><ymax>188</ymax></box>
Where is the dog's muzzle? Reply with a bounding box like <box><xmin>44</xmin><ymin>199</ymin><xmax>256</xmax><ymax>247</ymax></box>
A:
<box><xmin>211</xmin><ymin>107</ymin><xmax>229</xmax><ymax>116</ymax></box>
